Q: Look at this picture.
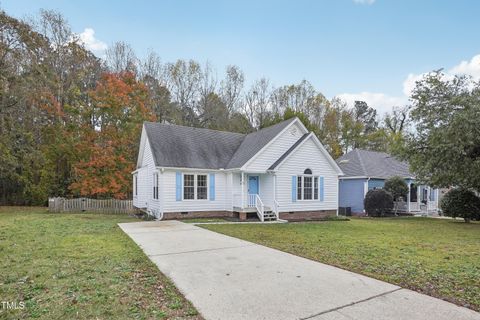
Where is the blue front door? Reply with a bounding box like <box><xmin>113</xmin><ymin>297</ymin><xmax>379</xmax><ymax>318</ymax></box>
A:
<box><xmin>248</xmin><ymin>176</ymin><xmax>259</xmax><ymax>195</ymax></box>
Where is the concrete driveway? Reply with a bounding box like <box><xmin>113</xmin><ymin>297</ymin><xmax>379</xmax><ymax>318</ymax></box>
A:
<box><xmin>119</xmin><ymin>220</ymin><xmax>480</xmax><ymax>320</ymax></box>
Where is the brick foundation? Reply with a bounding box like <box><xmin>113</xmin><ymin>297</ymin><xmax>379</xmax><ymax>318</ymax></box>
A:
<box><xmin>162</xmin><ymin>209</ymin><xmax>337</xmax><ymax>221</ymax></box>
<box><xmin>162</xmin><ymin>211</ymin><xmax>234</xmax><ymax>220</ymax></box>
<box><xmin>279</xmin><ymin>210</ymin><xmax>337</xmax><ymax>221</ymax></box>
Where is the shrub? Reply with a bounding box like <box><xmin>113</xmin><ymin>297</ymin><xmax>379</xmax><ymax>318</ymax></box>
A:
<box><xmin>364</xmin><ymin>189</ymin><xmax>394</xmax><ymax>217</ymax></box>
<box><xmin>440</xmin><ymin>188</ymin><xmax>480</xmax><ymax>222</ymax></box>
<box><xmin>384</xmin><ymin>176</ymin><xmax>409</xmax><ymax>201</ymax></box>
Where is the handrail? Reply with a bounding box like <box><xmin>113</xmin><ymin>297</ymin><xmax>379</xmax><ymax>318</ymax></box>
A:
<box><xmin>255</xmin><ymin>194</ymin><xmax>264</xmax><ymax>222</ymax></box>
<box><xmin>273</xmin><ymin>200</ymin><xmax>280</xmax><ymax>220</ymax></box>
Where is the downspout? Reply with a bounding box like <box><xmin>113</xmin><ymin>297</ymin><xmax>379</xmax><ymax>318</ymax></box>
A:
<box><xmin>158</xmin><ymin>167</ymin><xmax>165</xmax><ymax>221</ymax></box>
<box><xmin>336</xmin><ymin>177</ymin><xmax>339</xmax><ymax>216</ymax></box>
<box><xmin>157</xmin><ymin>211</ymin><xmax>164</xmax><ymax>221</ymax></box>
<box><xmin>241</xmin><ymin>171</ymin><xmax>245</xmax><ymax>208</ymax></box>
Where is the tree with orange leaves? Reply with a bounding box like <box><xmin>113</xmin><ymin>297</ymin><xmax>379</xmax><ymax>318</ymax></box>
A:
<box><xmin>70</xmin><ymin>72</ymin><xmax>155</xmax><ymax>199</ymax></box>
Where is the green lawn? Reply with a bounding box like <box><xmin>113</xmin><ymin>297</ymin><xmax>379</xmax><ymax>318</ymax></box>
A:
<box><xmin>202</xmin><ymin>217</ymin><xmax>480</xmax><ymax>311</ymax></box>
<box><xmin>0</xmin><ymin>207</ymin><xmax>202</xmax><ymax>320</ymax></box>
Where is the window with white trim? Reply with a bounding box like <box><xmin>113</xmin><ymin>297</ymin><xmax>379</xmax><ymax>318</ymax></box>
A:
<box><xmin>197</xmin><ymin>175</ymin><xmax>207</xmax><ymax>200</ymax></box>
<box><xmin>304</xmin><ymin>176</ymin><xmax>313</xmax><ymax>200</ymax></box>
<box><xmin>152</xmin><ymin>172</ymin><xmax>159</xmax><ymax>199</ymax></box>
<box><xmin>297</xmin><ymin>169</ymin><xmax>319</xmax><ymax>201</ymax></box>
<box><xmin>183</xmin><ymin>174</ymin><xmax>208</xmax><ymax>200</ymax></box>
<box><xmin>184</xmin><ymin>174</ymin><xmax>195</xmax><ymax>200</ymax></box>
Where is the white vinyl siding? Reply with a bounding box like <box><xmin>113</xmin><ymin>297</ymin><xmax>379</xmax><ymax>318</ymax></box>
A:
<box><xmin>133</xmin><ymin>131</ymin><xmax>159</xmax><ymax>211</ymax></box>
<box><xmin>162</xmin><ymin>170</ymin><xmax>228</xmax><ymax>212</ymax></box>
<box><xmin>275</xmin><ymin>138</ymin><xmax>338</xmax><ymax>212</ymax></box>
<box><xmin>258</xmin><ymin>174</ymin><xmax>274</xmax><ymax>207</ymax></box>
<box><xmin>244</xmin><ymin>122</ymin><xmax>305</xmax><ymax>172</ymax></box>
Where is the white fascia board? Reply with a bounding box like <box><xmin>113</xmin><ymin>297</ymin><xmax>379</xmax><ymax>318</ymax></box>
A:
<box><xmin>156</xmin><ymin>166</ymin><xmax>225</xmax><ymax>172</ymax></box>
<box><xmin>339</xmin><ymin>176</ymin><xmax>369</xmax><ymax>180</ymax></box>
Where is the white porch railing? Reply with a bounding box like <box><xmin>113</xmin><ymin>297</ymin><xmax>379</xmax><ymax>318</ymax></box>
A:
<box><xmin>428</xmin><ymin>201</ymin><xmax>438</xmax><ymax>211</ymax></box>
<box><xmin>406</xmin><ymin>201</ymin><xmax>438</xmax><ymax>214</ymax></box>
<box><xmin>245</xmin><ymin>193</ymin><xmax>265</xmax><ymax>221</ymax></box>
<box><xmin>247</xmin><ymin>193</ymin><xmax>256</xmax><ymax>207</ymax></box>
<box><xmin>410</xmin><ymin>202</ymin><xmax>420</xmax><ymax>212</ymax></box>
<box><xmin>394</xmin><ymin>201</ymin><xmax>407</xmax><ymax>212</ymax></box>
<box><xmin>273</xmin><ymin>200</ymin><xmax>280</xmax><ymax>220</ymax></box>
<box><xmin>255</xmin><ymin>194</ymin><xmax>264</xmax><ymax>222</ymax></box>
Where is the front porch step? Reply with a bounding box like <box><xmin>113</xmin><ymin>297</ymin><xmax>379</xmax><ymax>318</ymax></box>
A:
<box><xmin>263</xmin><ymin>210</ymin><xmax>277</xmax><ymax>221</ymax></box>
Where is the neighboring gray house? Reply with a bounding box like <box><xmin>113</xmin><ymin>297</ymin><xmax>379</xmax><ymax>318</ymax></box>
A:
<box><xmin>133</xmin><ymin>117</ymin><xmax>344</xmax><ymax>221</ymax></box>
<box><xmin>336</xmin><ymin>149</ymin><xmax>440</xmax><ymax>215</ymax></box>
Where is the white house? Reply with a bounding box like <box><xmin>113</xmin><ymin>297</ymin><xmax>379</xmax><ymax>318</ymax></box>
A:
<box><xmin>133</xmin><ymin>117</ymin><xmax>344</xmax><ymax>222</ymax></box>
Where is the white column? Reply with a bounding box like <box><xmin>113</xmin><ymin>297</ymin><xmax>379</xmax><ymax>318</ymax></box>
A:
<box><xmin>273</xmin><ymin>174</ymin><xmax>278</xmax><ymax>218</ymax></box>
<box><xmin>426</xmin><ymin>186</ymin><xmax>430</xmax><ymax>213</ymax></box>
<box><xmin>241</xmin><ymin>172</ymin><xmax>245</xmax><ymax>208</ymax></box>
<box><xmin>407</xmin><ymin>182</ymin><xmax>411</xmax><ymax>213</ymax></box>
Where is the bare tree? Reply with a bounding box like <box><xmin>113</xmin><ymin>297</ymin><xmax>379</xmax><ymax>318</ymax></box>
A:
<box><xmin>105</xmin><ymin>41</ymin><xmax>137</xmax><ymax>73</ymax></box>
<box><xmin>139</xmin><ymin>50</ymin><xmax>164</xmax><ymax>84</ymax></box>
<box><xmin>199</xmin><ymin>62</ymin><xmax>217</xmax><ymax>104</ymax></box>
<box><xmin>271</xmin><ymin>80</ymin><xmax>319</xmax><ymax>116</ymax></box>
<box><xmin>37</xmin><ymin>9</ymin><xmax>71</xmax><ymax>50</ymax></box>
<box><xmin>197</xmin><ymin>62</ymin><xmax>218</xmax><ymax>122</ymax></box>
<box><xmin>244</xmin><ymin>78</ymin><xmax>272</xmax><ymax>129</ymax></box>
<box><xmin>384</xmin><ymin>106</ymin><xmax>409</xmax><ymax>134</ymax></box>
<box><xmin>165</xmin><ymin>59</ymin><xmax>202</xmax><ymax>125</ymax></box>
<box><xmin>220</xmin><ymin>65</ymin><xmax>244</xmax><ymax>113</ymax></box>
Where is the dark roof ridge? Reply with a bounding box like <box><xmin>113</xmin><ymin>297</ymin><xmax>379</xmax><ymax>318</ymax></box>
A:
<box><xmin>143</xmin><ymin>121</ymin><xmax>246</xmax><ymax>137</ymax></box>
<box><xmin>225</xmin><ymin>117</ymin><xmax>299</xmax><ymax>169</ymax></box>
<box><xmin>143</xmin><ymin>117</ymin><xmax>299</xmax><ymax>170</ymax></box>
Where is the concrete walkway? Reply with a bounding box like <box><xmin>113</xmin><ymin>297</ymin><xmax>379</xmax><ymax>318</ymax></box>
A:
<box><xmin>119</xmin><ymin>220</ymin><xmax>480</xmax><ymax>320</ymax></box>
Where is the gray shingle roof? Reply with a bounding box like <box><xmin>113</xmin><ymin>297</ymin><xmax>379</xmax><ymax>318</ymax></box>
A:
<box><xmin>143</xmin><ymin>117</ymin><xmax>297</xmax><ymax>170</ymax></box>
<box><xmin>336</xmin><ymin>149</ymin><xmax>413</xmax><ymax>179</ymax></box>
<box><xmin>225</xmin><ymin>117</ymin><xmax>297</xmax><ymax>169</ymax></box>
<box><xmin>268</xmin><ymin>133</ymin><xmax>310</xmax><ymax>170</ymax></box>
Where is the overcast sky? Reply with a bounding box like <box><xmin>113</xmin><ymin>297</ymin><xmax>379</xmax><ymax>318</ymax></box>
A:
<box><xmin>3</xmin><ymin>0</ymin><xmax>480</xmax><ymax>115</ymax></box>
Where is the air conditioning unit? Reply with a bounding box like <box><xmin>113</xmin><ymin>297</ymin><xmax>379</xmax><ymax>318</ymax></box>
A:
<box><xmin>339</xmin><ymin>207</ymin><xmax>352</xmax><ymax>216</ymax></box>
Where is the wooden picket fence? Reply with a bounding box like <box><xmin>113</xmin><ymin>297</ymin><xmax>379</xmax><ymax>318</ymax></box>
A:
<box><xmin>48</xmin><ymin>197</ymin><xmax>138</xmax><ymax>214</ymax></box>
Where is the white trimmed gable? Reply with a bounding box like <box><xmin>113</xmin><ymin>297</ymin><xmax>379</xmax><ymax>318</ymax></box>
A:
<box><xmin>275</xmin><ymin>136</ymin><xmax>339</xmax><ymax>211</ymax></box>
<box><xmin>133</xmin><ymin>126</ymin><xmax>156</xmax><ymax>209</ymax></box>
<box><xmin>243</xmin><ymin>120</ymin><xmax>307</xmax><ymax>172</ymax></box>
<box><xmin>136</xmin><ymin>125</ymin><xmax>148</xmax><ymax>169</ymax></box>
